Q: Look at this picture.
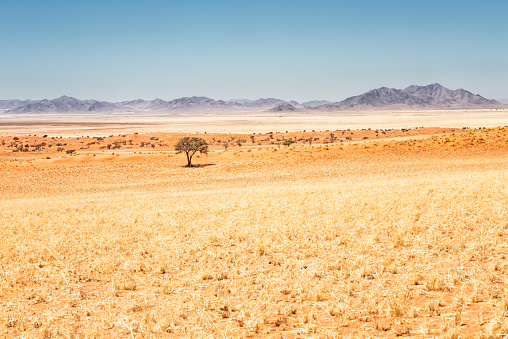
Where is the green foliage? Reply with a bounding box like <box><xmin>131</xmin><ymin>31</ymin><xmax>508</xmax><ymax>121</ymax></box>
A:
<box><xmin>175</xmin><ymin>137</ymin><xmax>209</xmax><ymax>167</ymax></box>
<box><xmin>282</xmin><ymin>139</ymin><xmax>295</xmax><ymax>146</ymax></box>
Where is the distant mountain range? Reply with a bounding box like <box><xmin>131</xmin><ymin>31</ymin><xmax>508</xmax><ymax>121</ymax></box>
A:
<box><xmin>4</xmin><ymin>95</ymin><xmax>117</xmax><ymax>113</ymax></box>
<box><xmin>302</xmin><ymin>100</ymin><xmax>333</xmax><ymax>107</ymax></box>
<box><xmin>319</xmin><ymin>84</ymin><xmax>500</xmax><ymax>110</ymax></box>
<box><xmin>0</xmin><ymin>99</ymin><xmax>35</xmax><ymax>110</ymax></box>
<box><xmin>1</xmin><ymin>84</ymin><xmax>503</xmax><ymax>114</ymax></box>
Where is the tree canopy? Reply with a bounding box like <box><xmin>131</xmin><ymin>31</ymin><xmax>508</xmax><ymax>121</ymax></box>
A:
<box><xmin>175</xmin><ymin>137</ymin><xmax>209</xmax><ymax>167</ymax></box>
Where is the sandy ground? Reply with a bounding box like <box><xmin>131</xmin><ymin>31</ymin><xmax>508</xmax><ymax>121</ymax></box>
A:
<box><xmin>3</xmin><ymin>111</ymin><xmax>508</xmax><ymax>338</ymax></box>
<box><xmin>1</xmin><ymin>109</ymin><xmax>508</xmax><ymax>136</ymax></box>
<box><xmin>2</xmin><ymin>127</ymin><xmax>508</xmax><ymax>338</ymax></box>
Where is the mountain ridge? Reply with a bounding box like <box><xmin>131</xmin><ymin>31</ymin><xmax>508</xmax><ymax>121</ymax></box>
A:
<box><xmin>2</xmin><ymin>84</ymin><xmax>503</xmax><ymax>114</ymax></box>
<box><xmin>320</xmin><ymin>83</ymin><xmax>500</xmax><ymax>110</ymax></box>
<box><xmin>6</xmin><ymin>95</ymin><xmax>117</xmax><ymax>113</ymax></box>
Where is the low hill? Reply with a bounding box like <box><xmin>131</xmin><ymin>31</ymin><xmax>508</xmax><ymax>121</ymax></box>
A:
<box><xmin>269</xmin><ymin>104</ymin><xmax>299</xmax><ymax>112</ymax></box>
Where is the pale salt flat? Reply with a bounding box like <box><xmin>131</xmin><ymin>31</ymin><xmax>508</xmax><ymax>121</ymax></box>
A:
<box><xmin>1</xmin><ymin>109</ymin><xmax>508</xmax><ymax>136</ymax></box>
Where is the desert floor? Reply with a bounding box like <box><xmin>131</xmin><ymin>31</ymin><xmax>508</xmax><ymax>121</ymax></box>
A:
<box><xmin>2</xmin><ymin>122</ymin><xmax>508</xmax><ymax>338</ymax></box>
<box><xmin>1</xmin><ymin>109</ymin><xmax>508</xmax><ymax>136</ymax></box>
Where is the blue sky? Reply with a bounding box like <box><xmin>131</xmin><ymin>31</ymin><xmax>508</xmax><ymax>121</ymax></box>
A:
<box><xmin>1</xmin><ymin>0</ymin><xmax>507</xmax><ymax>102</ymax></box>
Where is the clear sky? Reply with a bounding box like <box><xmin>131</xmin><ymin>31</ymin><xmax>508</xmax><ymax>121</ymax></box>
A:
<box><xmin>1</xmin><ymin>0</ymin><xmax>507</xmax><ymax>102</ymax></box>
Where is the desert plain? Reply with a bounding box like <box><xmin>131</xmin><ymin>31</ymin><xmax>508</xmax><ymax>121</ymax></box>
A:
<box><xmin>1</xmin><ymin>108</ymin><xmax>508</xmax><ymax>136</ymax></box>
<box><xmin>2</xmin><ymin>110</ymin><xmax>508</xmax><ymax>338</ymax></box>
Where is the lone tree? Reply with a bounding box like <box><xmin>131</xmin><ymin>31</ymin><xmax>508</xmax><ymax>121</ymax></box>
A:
<box><xmin>175</xmin><ymin>137</ymin><xmax>209</xmax><ymax>167</ymax></box>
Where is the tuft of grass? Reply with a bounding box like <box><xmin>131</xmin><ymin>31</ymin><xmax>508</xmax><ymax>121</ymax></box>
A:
<box><xmin>388</xmin><ymin>296</ymin><xmax>408</xmax><ymax>317</ymax></box>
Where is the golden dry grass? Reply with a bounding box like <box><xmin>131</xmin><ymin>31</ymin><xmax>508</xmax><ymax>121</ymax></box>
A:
<box><xmin>2</xmin><ymin>127</ymin><xmax>508</xmax><ymax>338</ymax></box>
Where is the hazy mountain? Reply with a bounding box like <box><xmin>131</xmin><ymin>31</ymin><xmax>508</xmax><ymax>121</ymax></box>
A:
<box><xmin>227</xmin><ymin>99</ymin><xmax>253</xmax><ymax>104</ymax></box>
<box><xmin>243</xmin><ymin>98</ymin><xmax>292</xmax><ymax>109</ymax></box>
<box><xmin>8</xmin><ymin>95</ymin><xmax>116</xmax><ymax>113</ymax></box>
<box><xmin>269</xmin><ymin>104</ymin><xmax>298</xmax><ymax>112</ymax></box>
<box><xmin>3</xmin><ymin>85</ymin><xmax>502</xmax><ymax>114</ymax></box>
<box><xmin>288</xmin><ymin>100</ymin><xmax>303</xmax><ymax>108</ymax></box>
<box><xmin>302</xmin><ymin>100</ymin><xmax>332</xmax><ymax>107</ymax></box>
<box><xmin>3</xmin><ymin>95</ymin><xmax>303</xmax><ymax>113</ymax></box>
<box><xmin>118</xmin><ymin>97</ymin><xmax>303</xmax><ymax>112</ymax></box>
<box><xmin>319</xmin><ymin>84</ymin><xmax>501</xmax><ymax>110</ymax></box>
<box><xmin>0</xmin><ymin>99</ymin><xmax>34</xmax><ymax>109</ymax></box>
<box><xmin>404</xmin><ymin>83</ymin><xmax>498</xmax><ymax>106</ymax></box>
<box><xmin>153</xmin><ymin>97</ymin><xmax>304</xmax><ymax>112</ymax></box>
<box><xmin>116</xmin><ymin>98</ymin><xmax>168</xmax><ymax>110</ymax></box>
<box><xmin>499</xmin><ymin>99</ymin><xmax>508</xmax><ymax>104</ymax></box>
<box><xmin>156</xmin><ymin>96</ymin><xmax>240</xmax><ymax>112</ymax></box>
<box><xmin>323</xmin><ymin>87</ymin><xmax>428</xmax><ymax>109</ymax></box>
<box><xmin>117</xmin><ymin>99</ymin><xmax>150</xmax><ymax>109</ymax></box>
<box><xmin>227</xmin><ymin>98</ymin><xmax>302</xmax><ymax>108</ymax></box>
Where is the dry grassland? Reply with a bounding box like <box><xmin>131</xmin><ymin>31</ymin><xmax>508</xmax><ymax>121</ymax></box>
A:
<box><xmin>1</xmin><ymin>127</ymin><xmax>508</xmax><ymax>338</ymax></box>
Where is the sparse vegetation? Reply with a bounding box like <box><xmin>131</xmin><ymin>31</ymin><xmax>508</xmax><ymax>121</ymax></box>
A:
<box><xmin>1</xmin><ymin>127</ymin><xmax>508</xmax><ymax>337</ymax></box>
<box><xmin>282</xmin><ymin>139</ymin><xmax>295</xmax><ymax>146</ymax></box>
